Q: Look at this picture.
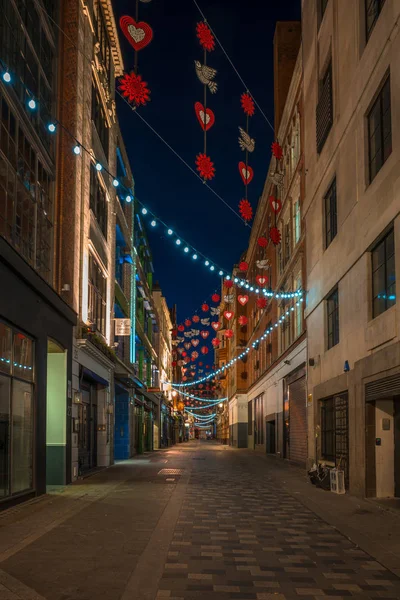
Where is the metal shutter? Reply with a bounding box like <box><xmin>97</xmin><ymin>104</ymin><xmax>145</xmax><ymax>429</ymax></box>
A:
<box><xmin>288</xmin><ymin>375</ymin><xmax>307</xmax><ymax>464</ymax></box>
<box><xmin>365</xmin><ymin>374</ymin><xmax>400</xmax><ymax>402</ymax></box>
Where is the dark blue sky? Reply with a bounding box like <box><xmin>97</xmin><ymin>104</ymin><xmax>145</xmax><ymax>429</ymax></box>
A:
<box><xmin>116</xmin><ymin>0</ymin><xmax>301</xmax><ymax>322</ymax></box>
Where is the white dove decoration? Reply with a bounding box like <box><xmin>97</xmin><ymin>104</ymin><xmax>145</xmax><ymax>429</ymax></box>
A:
<box><xmin>238</xmin><ymin>127</ymin><xmax>255</xmax><ymax>153</ymax></box>
<box><xmin>194</xmin><ymin>61</ymin><xmax>218</xmax><ymax>93</ymax></box>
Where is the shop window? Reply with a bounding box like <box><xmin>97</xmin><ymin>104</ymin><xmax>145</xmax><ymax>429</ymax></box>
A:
<box><xmin>320</xmin><ymin>394</ymin><xmax>349</xmax><ymax>484</ymax></box>
<box><xmin>365</xmin><ymin>0</ymin><xmax>386</xmax><ymax>40</ymax></box>
<box><xmin>90</xmin><ymin>167</ymin><xmax>108</xmax><ymax>238</ymax></box>
<box><xmin>368</xmin><ymin>76</ymin><xmax>391</xmax><ymax>183</ymax></box>
<box><xmin>0</xmin><ymin>323</ymin><xmax>34</xmax><ymax>499</ymax></box>
<box><xmin>88</xmin><ymin>253</ymin><xmax>107</xmax><ymax>336</ymax></box>
<box><xmin>372</xmin><ymin>227</ymin><xmax>395</xmax><ymax>318</ymax></box>
<box><xmin>327</xmin><ymin>287</ymin><xmax>339</xmax><ymax>349</ymax></box>
<box><xmin>324</xmin><ymin>177</ymin><xmax>337</xmax><ymax>248</ymax></box>
<box><xmin>293</xmin><ymin>199</ymin><xmax>301</xmax><ymax>245</ymax></box>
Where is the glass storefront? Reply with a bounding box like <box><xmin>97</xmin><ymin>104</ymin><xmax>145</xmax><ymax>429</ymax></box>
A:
<box><xmin>0</xmin><ymin>321</ymin><xmax>34</xmax><ymax>500</ymax></box>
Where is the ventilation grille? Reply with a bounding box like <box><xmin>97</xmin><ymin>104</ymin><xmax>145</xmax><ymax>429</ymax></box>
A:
<box><xmin>365</xmin><ymin>374</ymin><xmax>400</xmax><ymax>402</ymax></box>
<box><xmin>158</xmin><ymin>469</ymin><xmax>184</xmax><ymax>475</ymax></box>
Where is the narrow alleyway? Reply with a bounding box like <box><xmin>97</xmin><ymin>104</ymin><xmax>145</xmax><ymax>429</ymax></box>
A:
<box><xmin>1</xmin><ymin>442</ymin><xmax>400</xmax><ymax>600</ymax></box>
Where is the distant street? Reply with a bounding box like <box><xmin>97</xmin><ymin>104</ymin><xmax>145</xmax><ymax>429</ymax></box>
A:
<box><xmin>0</xmin><ymin>442</ymin><xmax>399</xmax><ymax>600</ymax></box>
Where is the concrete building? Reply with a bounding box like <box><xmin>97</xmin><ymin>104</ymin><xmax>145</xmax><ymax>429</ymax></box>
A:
<box><xmin>0</xmin><ymin>0</ymin><xmax>77</xmax><ymax>507</ymax></box>
<box><xmin>302</xmin><ymin>0</ymin><xmax>400</xmax><ymax>497</ymax></box>
<box><xmin>56</xmin><ymin>0</ymin><xmax>123</xmax><ymax>478</ymax></box>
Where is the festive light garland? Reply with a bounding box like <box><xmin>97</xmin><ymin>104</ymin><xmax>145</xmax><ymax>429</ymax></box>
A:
<box><xmin>172</xmin><ymin>389</ymin><xmax>227</xmax><ymax>402</ymax></box>
<box><xmin>174</xmin><ymin>298</ymin><xmax>304</xmax><ymax>387</ymax></box>
<box><xmin>186</xmin><ymin>411</ymin><xmax>216</xmax><ymax>419</ymax></box>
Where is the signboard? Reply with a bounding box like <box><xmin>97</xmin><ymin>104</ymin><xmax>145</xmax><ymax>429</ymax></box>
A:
<box><xmin>115</xmin><ymin>318</ymin><xmax>131</xmax><ymax>336</ymax></box>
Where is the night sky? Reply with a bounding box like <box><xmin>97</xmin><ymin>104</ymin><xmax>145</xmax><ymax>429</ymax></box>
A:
<box><xmin>116</xmin><ymin>0</ymin><xmax>301</xmax><ymax>322</ymax></box>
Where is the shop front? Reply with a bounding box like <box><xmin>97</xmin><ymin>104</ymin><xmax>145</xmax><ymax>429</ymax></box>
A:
<box><xmin>0</xmin><ymin>238</ymin><xmax>76</xmax><ymax>508</ymax></box>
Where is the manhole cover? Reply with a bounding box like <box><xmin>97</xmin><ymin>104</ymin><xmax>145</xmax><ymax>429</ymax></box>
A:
<box><xmin>158</xmin><ymin>469</ymin><xmax>184</xmax><ymax>475</ymax></box>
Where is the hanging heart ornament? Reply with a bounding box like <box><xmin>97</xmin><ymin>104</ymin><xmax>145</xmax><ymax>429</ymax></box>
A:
<box><xmin>191</xmin><ymin>339</ymin><xmax>199</xmax><ymax>347</ymax></box>
<box><xmin>184</xmin><ymin>342</ymin><xmax>191</xmax><ymax>350</ymax></box>
<box><xmin>238</xmin><ymin>162</ymin><xmax>254</xmax><ymax>185</ymax></box>
<box><xmin>238</xmin><ymin>294</ymin><xmax>249</xmax><ymax>306</ymax></box>
<box><xmin>224</xmin><ymin>311</ymin><xmax>234</xmax><ymax>321</ymax></box>
<box><xmin>211</xmin><ymin>322</ymin><xmax>220</xmax><ymax>331</ymax></box>
<box><xmin>120</xmin><ymin>16</ymin><xmax>154</xmax><ymax>51</ymax></box>
<box><xmin>194</xmin><ymin>102</ymin><xmax>215</xmax><ymax>131</ymax></box>
<box><xmin>201</xmin><ymin>331</ymin><xmax>209</xmax><ymax>339</ymax></box>
<box><xmin>256</xmin><ymin>275</ymin><xmax>268</xmax><ymax>287</ymax></box>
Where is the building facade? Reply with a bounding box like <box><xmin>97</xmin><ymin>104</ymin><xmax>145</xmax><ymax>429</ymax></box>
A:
<box><xmin>303</xmin><ymin>0</ymin><xmax>400</xmax><ymax>497</ymax></box>
<box><xmin>0</xmin><ymin>0</ymin><xmax>77</xmax><ymax>507</ymax></box>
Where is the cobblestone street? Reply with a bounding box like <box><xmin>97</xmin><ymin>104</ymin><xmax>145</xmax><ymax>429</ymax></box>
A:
<box><xmin>1</xmin><ymin>442</ymin><xmax>400</xmax><ymax>600</ymax></box>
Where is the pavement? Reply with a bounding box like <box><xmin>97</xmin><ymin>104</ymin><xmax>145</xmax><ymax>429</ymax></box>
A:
<box><xmin>0</xmin><ymin>441</ymin><xmax>399</xmax><ymax>600</ymax></box>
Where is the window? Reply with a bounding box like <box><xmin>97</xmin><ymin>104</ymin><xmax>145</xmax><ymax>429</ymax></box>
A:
<box><xmin>320</xmin><ymin>394</ymin><xmax>349</xmax><ymax>484</ymax></box>
<box><xmin>368</xmin><ymin>76</ymin><xmax>391</xmax><ymax>183</ymax></box>
<box><xmin>93</xmin><ymin>0</ymin><xmax>112</xmax><ymax>79</ymax></box>
<box><xmin>319</xmin><ymin>0</ymin><xmax>329</xmax><ymax>25</ymax></box>
<box><xmin>88</xmin><ymin>254</ymin><xmax>107</xmax><ymax>336</ymax></box>
<box><xmin>372</xmin><ymin>228</ymin><xmax>395</xmax><ymax>318</ymax></box>
<box><xmin>294</xmin><ymin>272</ymin><xmax>303</xmax><ymax>338</ymax></box>
<box><xmin>90</xmin><ymin>167</ymin><xmax>108</xmax><ymax>238</ymax></box>
<box><xmin>92</xmin><ymin>83</ymin><xmax>109</xmax><ymax>157</ymax></box>
<box><xmin>324</xmin><ymin>178</ymin><xmax>337</xmax><ymax>248</ymax></box>
<box><xmin>365</xmin><ymin>0</ymin><xmax>386</xmax><ymax>40</ymax></box>
<box><xmin>316</xmin><ymin>61</ymin><xmax>333</xmax><ymax>153</ymax></box>
<box><xmin>254</xmin><ymin>395</ymin><xmax>263</xmax><ymax>445</ymax></box>
<box><xmin>293</xmin><ymin>199</ymin><xmax>301</xmax><ymax>245</ymax></box>
<box><xmin>0</xmin><ymin>323</ymin><xmax>34</xmax><ymax>499</ymax></box>
<box><xmin>327</xmin><ymin>287</ymin><xmax>339</xmax><ymax>349</ymax></box>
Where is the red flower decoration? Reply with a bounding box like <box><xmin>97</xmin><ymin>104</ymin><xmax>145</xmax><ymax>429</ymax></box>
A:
<box><xmin>258</xmin><ymin>236</ymin><xmax>268</xmax><ymax>248</ymax></box>
<box><xmin>172</xmin><ymin>361</ymin><xmax>177</xmax><ymax>367</ymax></box>
<box><xmin>196</xmin><ymin>22</ymin><xmax>215</xmax><ymax>51</ymax></box>
<box><xmin>178</xmin><ymin>324</ymin><xmax>185</xmax><ymax>332</ymax></box>
<box><xmin>241</xmin><ymin>92</ymin><xmax>255</xmax><ymax>117</ymax></box>
<box><xmin>269</xmin><ymin>195</ymin><xmax>282</xmax><ymax>214</ymax></box>
<box><xmin>211</xmin><ymin>338</ymin><xmax>220</xmax><ymax>348</ymax></box>
<box><xmin>225</xmin><ymin>279</ymin><xmax>234</xmax><ymax>288</ymax></box>
<box><xmin>239</xmin><ymin>261</ymin><xmax>248</xmax><ymax>272</ymax></box>
<box><xmin>119</xmin><ymin>71</ymin><xmax>151</xmax><ymax>107</ymax></box>
<box><xmin>199</xmin><ymin>362</ymin><xmax>203</xmax><ymax>366</ymax></box>
<box><xmin>201</xmin><ymin>346</ymin><xmax>209</xmax><ymax>355</ymax></box>
<box><xmin>211</xmin><ymin>293</ymin><xmax>220</xmax><ymax>303</ymax></box>
<box><xmin>238</xmin><ymin>315</ymin><xmax>248</xmax><ymax>326</ymax></box>
<box><xmin>192</xmin><ymin>315</ymin><xmax>200</xmax><ymax>323</ymax></box>
<box><xmin>270</xmin><ymin>227</ymin><xmax>282</xmax><ymax>246</ymax></box>
<box><xmin>185</xmin><ymin>319</ymin><xmax>192</xmax><ymax>327</ymax></box>
<box><xmin>225</xmin><ymin>329</ymin><xmax>234</xmax><ymax>338</ymax></box>
<box><xmin>182</xmin><ymin>351</ymin><xmax>187</xmax><ymax>357</ymax></box>
<box><xmin>271</xmin><ymin>141</ymin><xmax>283</xmax><ymax>160</ymax></box>
<box><xmin>256</xmin><ymin>297</ymin><xmax>267</xmax><ymax>309</ymax></box>
<box><xmin>202</xmin><ymin>303</ymin><xmax>209</xmax><ymax>312</ymax></box>
<box><xmin>239</xmin><ymin>199</ymin><xmax>253</xmax><ymax>222</ymax></box>
<box><xmin>196</xmin><ymin>153</ymin><xmax>215</xmax><ymax>180</ymax></box>
<box><xmin>184</xmin><ymin>356</ymin><xmax>190</xmax><ymax>364</ymax></box>
<box><xmin>182</xmin><ymin>376</ymin><xmax>187</xmax><ymax>381</ymax></box>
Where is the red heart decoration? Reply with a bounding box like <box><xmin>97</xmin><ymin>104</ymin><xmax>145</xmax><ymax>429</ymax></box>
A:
<box><xmin>184</xmin><ymin>342</ymin><xmax>191</xmax><ymax>350</ymax></box>
<box><xmin>201</xmin><ymin>331</ymin><xmax>209</xmax><ymax>339</ymax></box>
<box><xmin>224</xmin><ymin>311</ymin><xmax>234</xmax><ymax>321</ymax></box>
<box><xmin>269</xmin><ymin>195</ymin><xmax>282</xmax><ymax>214</ymax></box>
<box><xmin>191</xmin><ymin>339</ymin><xmax>199</xmax><ymax>347</ymax></box>
<box><xmin>194</xmin><ymin>102</ymin><xmax>215</xmax><ymax>132</ymax></box>
<box><xmin>211</xmin><ymin>322</ymin><xmax>221</xmax><ymax>331</ymax></box>
<box><xmin>120</xmin><ymin>16</ymin><xmax>154</xmax><ymax>52</ymax></box>
<box><xmin>238</xmin><ymin>294</ymin><xmax>249</xmax><ymax>306</ymax></box>
<box><xmin>238</xmin><ymin>162</ymin><xmax>254</xmax><ymax>185</ymax></box>
<box><xmin>256</xmin><ymin>275</ymin><xmax>268</xmax><ymax>287</ymax></box>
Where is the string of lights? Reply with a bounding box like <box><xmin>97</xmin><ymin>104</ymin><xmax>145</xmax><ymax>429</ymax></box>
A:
<box><xmin>172</xmin><ymin>389</ymin><xmax>227</xmax><ymax>402</ymax></box>
<box><xmin>173</xmin><ymin>297</ymin><xmax>304</xmax><ymax>387</ymax></box>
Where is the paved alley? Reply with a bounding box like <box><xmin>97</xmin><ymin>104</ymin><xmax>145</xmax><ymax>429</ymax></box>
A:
<box><xmin>1</xmin><ymin>442</ymin><xmax>400</xmax><ymax>600</ymax></box>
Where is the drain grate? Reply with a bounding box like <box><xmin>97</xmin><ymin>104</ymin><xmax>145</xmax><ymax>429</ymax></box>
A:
<box><xmin>158</xmin><ymin>468</ymin><xmax>184</xmax><ymax>475</ymax></box>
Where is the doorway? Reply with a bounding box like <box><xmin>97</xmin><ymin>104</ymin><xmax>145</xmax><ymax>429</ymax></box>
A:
<box><xmin>46</xmin><ymin>340</ymin><xmax>67</xmax><ymax>486</ymax></box>
<box><xmin>78</xmin><ymin>383</ymin><xmax>97</xmax><ymax>473</ymax></box>
<box><xmin>266</xmin><ymin>420</ymin><xmax>276</xmax><ymax>454</ymax></box>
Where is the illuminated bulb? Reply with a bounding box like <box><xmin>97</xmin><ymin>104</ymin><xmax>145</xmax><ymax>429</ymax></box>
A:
<box><xmin>210</xmin><ymin>265</ymin><xmax>215</xmax><ymax>271</ymax></box>
<box><xmin>113</xmin><ymin>179</ymin><xmax>119</xmax><ymax>187</ymax></box>
<box><xmin>48</xmin><ymin>123</ymin><xmax>56</xmax><ymax>133</ymax></box>
<box><xmin>167</xmin><ymin>229</ymin><xmax>173</xmax><ymax>235</ymax></box>
<box><xmin>176</xmin><ymin>239</ymin><xmax>181</xmax><ymax>245</ymax></box>
<box><xmin>126</xmin><ymin>195</ymin><xmax>132</xmax><ymax>203</ymax></box>
<box><xmin>205</xmin><ymin>260</ymin><xmax>209</xmax><ymax>266</ymax></box>
<box><xmin>226</xmin><ymin>275</ymin><xmax>231</xmax><ymax>280</ymax></box>
<box><xmin>151</xmin><ymin>220</ymin><xmax>156</xmax><ymax>227</ymax></box>
<box><xmin>219</xmin><ymin>270</ymin><xmax>223</xmax><ymax>276</ymax></box>
<box><xmin>193</xmin><ymin>254</ymin><xmax>198</xmax><ymax>260</ymax></box>
<box><xmin>2</xmin><ymin>71</ymin><xmax>11</xmax><ymax>83</ymax></box>
<box><xmin>95</xmin><ymin>162</ymin><xmax>102</xmax><ymax>171</ymax></box>
<box><xmin>142</xmin><ymin>208</ymin><xmax>148</xmax><ymax>215</ymax></box>
<box><xmin>184</xmin><ymin>247</ymin><xmax>189</xmax><ymax>253</ymax></box>
<box><xmin>73</xmin><ymin>145</ymin><xmax>81</xmax><ymax>155</ymax></box>
<box><xmin>28</xmin><ymin>98</ymin><xmax>36</xmax><ymax>110</ymax></box>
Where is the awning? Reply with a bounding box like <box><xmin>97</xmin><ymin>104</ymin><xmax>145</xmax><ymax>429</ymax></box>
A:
<box><xmin>82</xmin><ymin>367</ymin><xmax>109</xmax><ymax>387</ymax></box>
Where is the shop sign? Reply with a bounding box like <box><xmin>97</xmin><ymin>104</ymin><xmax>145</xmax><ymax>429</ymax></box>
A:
<box><xmin>115</xmin><ymin>318</ymin><xmax>131</xmax><ymax>336</ymax></box>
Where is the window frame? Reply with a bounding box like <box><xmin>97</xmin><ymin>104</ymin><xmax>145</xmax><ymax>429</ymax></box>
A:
<box><xmin>326</xmin><ymin>287</ymin><xmax>339</xmax><ymax>350</ymax></box>
<box><xmin>89</xmin><ymin>166</ymin><xmax>108</xmax><ymax>239</ymax></box>
<box><xmin>365</xmin><ymin>0</ymin><xmax>386</xmax><ymax>40</ymax></box>
<box><xmin>87</xmin><ymin>253</ymin><xmax>107</xmax><ymax>337</ymax></box>
<box><xmin>367</xmin><ymin>75</ymin><xmax>391</xmax><ymax>183</ymax></box>
<box><xmin>324</xmin><ymin>177</ymin><xmax>337</xmax><ymax>249</ymax></box>
<box><xmin>371</xmin><ymin>227</ymin><xmax>395</xmax><ymax>318</ymax></box>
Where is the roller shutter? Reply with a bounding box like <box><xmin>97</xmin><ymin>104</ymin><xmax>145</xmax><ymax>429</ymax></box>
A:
<box><xmin>288</xmin><ymin>375</ymin><xmax>307</xmax><ymax>464</ymax></box>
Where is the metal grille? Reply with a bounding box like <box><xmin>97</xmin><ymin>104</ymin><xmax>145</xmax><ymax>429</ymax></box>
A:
<box><xmin>158</xmin><ymin>469</ymin><xmax>184</xmax><ymax>475</ymax></box>
<box><xmin>334</xmin><ymin>394</ymin><xmax>349</xmax><ymax>488</ymax></box>
<box><xmin>365</xmin><ymin>373</ymin><xmax>400</xmax><ymax>402</ymax></box>
<box><xmin>316</xmin><ymin>64</ymin><xmax>333</xmax><ymax>153</ymax></box>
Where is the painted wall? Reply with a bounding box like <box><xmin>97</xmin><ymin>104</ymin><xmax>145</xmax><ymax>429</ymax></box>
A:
<box><xmin>375</xmin><ymin>399</ymin><xmax>395</xmax><ymax>498</ymax></box>
<box><xmin>46</xmin><ymin>352</ymin><xmax>67</xmax><ymax>485</ymax></box>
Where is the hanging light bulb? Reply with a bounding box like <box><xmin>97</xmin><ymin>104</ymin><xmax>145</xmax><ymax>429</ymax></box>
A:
<box><xmin>48</xmin><ymin>123</ymin><xmax>56</xmax><ymax>133</ymax></box>
<box><xmin>73</xmin><ymin>145</ymin><xmax>81</xmax><ymax>155</ymax></box>
<box><xmin>167</xmin><ymin>229</ymin><xmax>173</xmax><ymax>235</ymax></box>
<box><xmin>113</xmin><ymin>179</ymin><xmax>119</xmax><ymax>187</ymax></box>
<box><xmin>28</xmin><ymin>98</ymin><xmax>36</xmax><ymax>110</ymax></box>
<box><xmin>151</xmin><ymin>220</ymin><xmax>156</xmax><ymax>227</ymax></box>
<box><xmin>125</xmin><ymin>195</ymin><xmax>132</xmax><ymax>203</ymax></box>
<box><xmin>142</xmin><ymin>208</ymin><xmax>148</xmax><ymax>215</ymax></box>
<box><xmin>2</xmin><ymin>71</ymin><xmax>11</xmax><ymax>83</ymax></box>
<box><xmin>95</xmin><ymin>162</ymin><xmax>102</xmax><ymax>171</ymax></box>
